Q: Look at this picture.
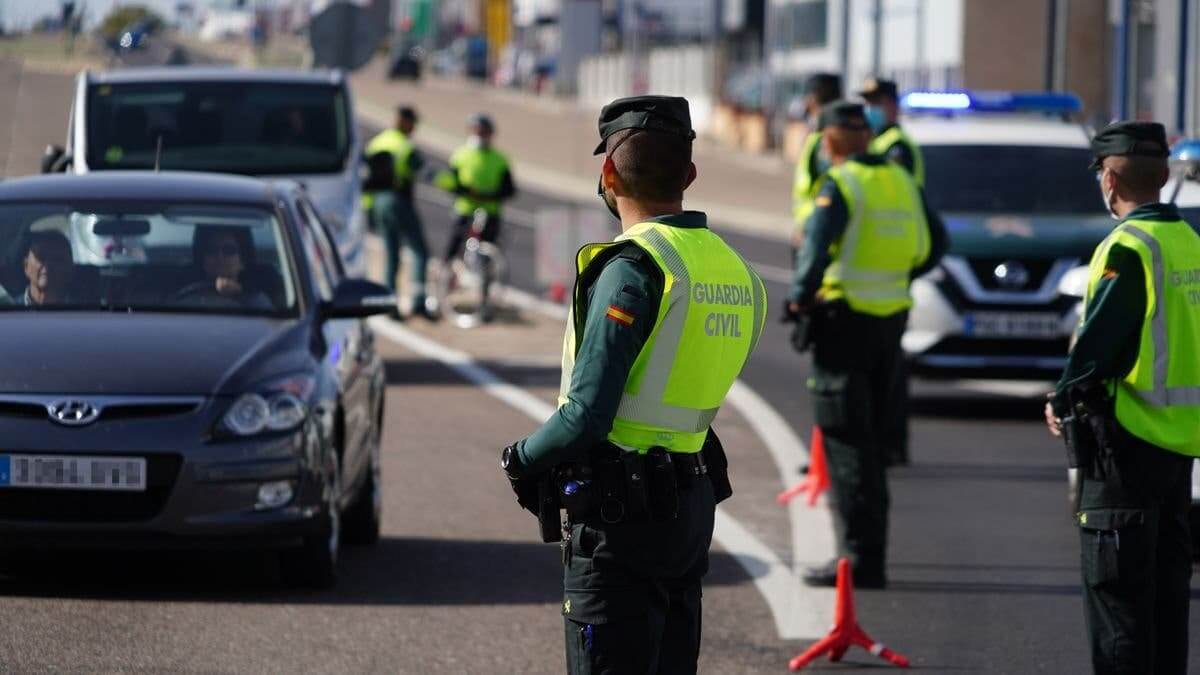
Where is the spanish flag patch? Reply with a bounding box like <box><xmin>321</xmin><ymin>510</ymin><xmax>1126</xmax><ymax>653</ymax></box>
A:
<box><xmin>606</xmin><ymin>305</ymin><xmax>635</xmax><ymax>326</ymax></box>
<box><xmin>1102</xmin><ymin>268</ymin><xmax>1118</xmax><ymax>280</ymax></box>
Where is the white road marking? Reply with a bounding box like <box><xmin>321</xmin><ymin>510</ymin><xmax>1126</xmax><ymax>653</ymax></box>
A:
<box><xmin>368</xmin><ymin>314</ymin><xmax>834</xmax><ymax>640</ymax></box>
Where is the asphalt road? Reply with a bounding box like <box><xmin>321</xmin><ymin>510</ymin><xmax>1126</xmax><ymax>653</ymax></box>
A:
<box><xmin>0</xmin><ymin>53</ymin><xmax>1197</xmax><ymax>673</ymax></box>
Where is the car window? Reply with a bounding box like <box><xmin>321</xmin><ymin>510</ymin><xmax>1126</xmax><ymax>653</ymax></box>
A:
<box><xmin>294</xmin><ymin>202</ymin><xmax>336</xmax><ymax>302</ymax></box>
<box><xmin>85</xmin><ymin>81</ymin><xmax>350</xmax><ymax>175</ymax></box>
<box><xmin>0</xmin><ymin>202</ymin><xmax>297</xmax><ymax>315</ymax></box>
<box><xmin>923</xmin><ymin>145</ymin><xmax>1104</xmax><ymax>215</ymax></box>
<box><xmin>297</xmin><ymin>197</ymin><xmax>343</xmax><ymax>282</ymax></box>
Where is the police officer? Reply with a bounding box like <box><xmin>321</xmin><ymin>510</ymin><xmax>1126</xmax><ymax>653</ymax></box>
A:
<box><xmin>858</xmin><ymin>78</ymin><xmax>925</xmax><ymax>467</ymax></box>
<box><xmin>792</xmin><ymin>73</ymin><xmax>844</xmax><ymax>243</ymax></box>
<box><xmin>858</xmin><ymin>78</ymin><xmax>924</xmax><ymax>185</ymax></box>
<box><xmin>438</xmin><ymin>114</ymin><xmax>517</xmax><ymax>264</ymax></box>
<box><xmin>363</xmin><ymin>106</ymin><xmax>435</xmax><ymax>319</ymax></box>
<box><xmin>500</xmin><ymin>96</ymin><xmax>766</xmax><ymax>674</ymax></box>
<box><xmin>787</xmin><ymin>101</ymin><xmax>947</xmax><ymax>588</ymax></box>
<box><xmin>1045</xmin><ymin>121</ymin><xmax>1198</xmax><ymax>674</ymax></box>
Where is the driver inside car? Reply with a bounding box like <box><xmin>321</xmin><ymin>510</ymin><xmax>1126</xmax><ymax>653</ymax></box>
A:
<box><xmin>175</xmin><ymin>226</ymin><xmax>271</xmax><ymax>310</ymax></box>
<box><xmin>19</xmin><ymin>230</ymin><xmax>76</xmax><ymax>306</ymax></box>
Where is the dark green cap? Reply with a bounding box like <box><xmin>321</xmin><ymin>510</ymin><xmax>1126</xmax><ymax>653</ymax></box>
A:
<box><xmin>1088</xmin><ymin>121</ymin><xmax>1170</xmax><ymax>169</ymax></box>
<box><xmin>857</xmin><ymin>77</ymin><xmax>898</xmax><ymax>101</ymax></box>
<box><xmin>818</xmin><ymin>100</ymin><xmax>869</xmax><ymax>131</ymax></box>
<box><xmin>594</xmin><ymin>95</ymin><xmax>697</xmax><ymax>155</ymax></box>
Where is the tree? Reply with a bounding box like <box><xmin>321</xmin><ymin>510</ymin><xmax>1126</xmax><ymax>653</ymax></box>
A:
<box><xmin>96</xmin><ymin>5</ymin><xmax>163</xmax><ymax>44</ymax></box>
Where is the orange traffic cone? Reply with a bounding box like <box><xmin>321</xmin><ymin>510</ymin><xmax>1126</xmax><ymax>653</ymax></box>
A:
<box><xmin>787</xmin><ymin>558</ymin><xmax>910</xmax><ymax>670</ymax></box>
<box><xmin>776</xmin><ymin>426</ymin><xmax>830</xmax><ymax>507</ymax></box>
<box><xmin>547</xmin><ymin>280</ymin><xmax>568</xmax><ymax>304</ymax></box>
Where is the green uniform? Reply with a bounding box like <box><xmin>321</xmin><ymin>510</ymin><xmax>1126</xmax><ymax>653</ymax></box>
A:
<box><xmin>514</xmin><ymin>212</ymin><xmax>766</xmax><ymax>674</ymax></box>
<box><xmin>1053</xmin><ymin>202</ymin><xmax>1197</xmax><ymax>675</ymax></box>
<box><xmin>790</xmin><ymin>155</ymin><xmax>947</xmax><ymax>581</ymax></box>
<box><xmin>792</xmin><ymin>131</ymin><xmax>828</xmax><ymax>229</ymax></box>
<box><xmin>869</xmin><ymin>123</ymin><xmax>924</xmax><ymax>466</ymax></box>
<box><xmin>364</xmin><ymin>128</ymin><xmax>429</xmax><ymax>301</ymax></box>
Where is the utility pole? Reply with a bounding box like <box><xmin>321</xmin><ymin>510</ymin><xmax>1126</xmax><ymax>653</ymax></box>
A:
<box><xmin>1112</xmin><ymin>0</ymin><xmax>1131</xmax><ymax>120</ymax></box>
<box><xmin>871</xmin><ymin>0</ymin><xmax>882</xmax><ymax>76</ymax></box>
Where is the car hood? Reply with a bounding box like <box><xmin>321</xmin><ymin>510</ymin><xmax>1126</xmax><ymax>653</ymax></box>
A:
<box><xmin>0</xmin><ymin>313</ymin><xmax>307</xmax><ymax>396</ymax></box>
<box><xmin>943</xmin><ymin>213</ymin><xmax>1116</xmax><ymax>258</ymax></box>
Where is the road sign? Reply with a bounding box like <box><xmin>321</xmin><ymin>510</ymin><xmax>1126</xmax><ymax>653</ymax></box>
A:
<box><xmin>309</xmin><ymin>0</ymin><xmax>391</xmax><ymax>71</ymax></box>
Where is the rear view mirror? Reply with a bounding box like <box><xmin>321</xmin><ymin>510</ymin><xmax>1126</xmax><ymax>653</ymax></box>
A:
<box><xmin>93</xmin><ymin>218</ymin><xmax>151</xmax><ymax>237</ymax></box>
<box><xmin>323</xmin><ymin>279</ymin><xmax>396</xmax><ymax>319</ymax></box>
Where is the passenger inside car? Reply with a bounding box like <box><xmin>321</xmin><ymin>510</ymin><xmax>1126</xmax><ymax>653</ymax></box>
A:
<box><xmin>174</xmin><ymin>226</ymin><xmax>273</xmax><ymax>310</ymax></box>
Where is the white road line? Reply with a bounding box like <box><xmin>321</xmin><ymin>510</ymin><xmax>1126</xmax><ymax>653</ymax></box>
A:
<box><xmin>368</xmin><ymin>315</ymin><xmax>834</xmax><ymax>640</ymax></box>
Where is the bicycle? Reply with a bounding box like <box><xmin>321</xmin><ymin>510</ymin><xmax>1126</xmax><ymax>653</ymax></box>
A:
<box><xmin>433</xmin><ymin>208</ymin><xmax>508</xmax><ymax>328</ymax></box>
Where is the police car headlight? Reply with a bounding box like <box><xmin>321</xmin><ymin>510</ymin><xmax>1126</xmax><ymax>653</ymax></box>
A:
<box><xmin>1058</xmin><ymin>265</ymin><xmax>1091</xmax><ymax>299</ymax></box>
<box><xmin>222</xmin><ymin>375</ymin><xmax>315</xmax><ymax>436</ymax></box>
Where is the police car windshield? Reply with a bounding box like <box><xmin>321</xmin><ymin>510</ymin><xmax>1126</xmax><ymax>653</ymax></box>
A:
<box><xmin>923</xmin><ymin>145</ymin><xmax>1104</xmax><ymax>215</ymax></box>
<box><xmin>86</xmin><ymin>81</ymin><xmax>350</xmax><ymax>175</ymax></box>
<box><xmin>0</xmin><ymin>202</ymin><xmax>298</xmax><ymax>316</ymax></box>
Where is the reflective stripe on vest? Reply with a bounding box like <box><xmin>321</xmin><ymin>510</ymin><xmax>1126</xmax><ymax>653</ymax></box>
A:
<box><xmin>1085</xmin><ymin>219</ymin><xmax>1200</xmax><ymax>456</ymax></box>
<box><xmin>793</xmin><ymin>131</ymin><xmax>824</xmax><ymax>226</ymax></box>
<box><xmin>819</xmin><ymin>161</ymin><xmax>929</xmax><ymax>317</ymax></box>
<box><xmin>558</xmin><ymin>221</ymin><xmax>767</xmax><ymax>453</ymax></box>
<box><xmin>448</xmin><ymin>145</ymin><xmax>509</xmax><ymax>216</ymax></box>
<box><xmin>869</xmin><ymin>126</ymin><xmax>925</xmax><ymax>187</ymax></box>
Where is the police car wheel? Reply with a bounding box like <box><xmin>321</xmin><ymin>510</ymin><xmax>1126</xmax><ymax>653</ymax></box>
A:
<box><xmin>343</xmin><ymin>416</ymin><xmax>382</xmax><ymax>546</ymax></box>
<box><xmin>280</xmin><ymin>453</ymin><xmax>341</xmax><ymax>589</ymax></box>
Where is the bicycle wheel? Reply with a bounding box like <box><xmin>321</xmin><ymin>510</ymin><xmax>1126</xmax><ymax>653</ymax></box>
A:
<box><xmin>437</xmin><ymin>238</ymin><xmax>503</xmax><ymax>327</ymax></box>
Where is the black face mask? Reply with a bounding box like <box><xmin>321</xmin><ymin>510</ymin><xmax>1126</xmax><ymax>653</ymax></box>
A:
<box><xmin>597</xmin><ymin>176</ymin><xmax>620</xmax><ymax>221</ymax></box>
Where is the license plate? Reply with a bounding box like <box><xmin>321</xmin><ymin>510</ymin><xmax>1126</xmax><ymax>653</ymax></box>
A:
<box><xmin>0</xmin><ymin>455</ymin><xmax>146</xmax><ymax>491</ymax></box>
<box><xmin>964</xmin><ymin>312</ymin><xmax>1062</xmax><ymax>338</ymax></box>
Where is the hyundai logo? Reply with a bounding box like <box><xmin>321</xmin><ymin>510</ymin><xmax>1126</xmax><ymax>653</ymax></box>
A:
<box><xmin>993</xmin><ymin>261</ymin><xmax>1031</xmax><ymax>290</ymax></box>
<box><xmin>47</xmin><ymin>400</ymin><xmax>101</xmax><ymax>427</ymax></box>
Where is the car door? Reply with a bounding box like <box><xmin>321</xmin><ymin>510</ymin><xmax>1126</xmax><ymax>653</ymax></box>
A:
<box><xmin>294</xmin><ymin>195</ymin><xmax>372</xmax><ymax>496</ymax></box>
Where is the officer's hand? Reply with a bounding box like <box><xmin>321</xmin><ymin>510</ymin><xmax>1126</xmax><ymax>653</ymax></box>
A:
<box><xmin>781</xmin><ymin>300</ymin><xmax>805</xmax><ymax>323</ymax></box>
<box><xmin>1044</xmin><ymin>397</ymin><xmax>1063</xmax><ymax>438</ymax></box>
<box><xmin>215</xmin><ymin>277</ymin><xmax>243</xmax><ymax>296</ymax></box>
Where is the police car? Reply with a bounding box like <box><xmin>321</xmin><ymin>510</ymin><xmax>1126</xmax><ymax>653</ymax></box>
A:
<box><xmin>900</xmin><ymin>91</ymin><xmax>1113</xmax><ymax>379</ymax></box>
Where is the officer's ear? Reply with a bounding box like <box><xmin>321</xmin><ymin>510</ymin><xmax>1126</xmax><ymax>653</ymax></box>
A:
<box><xmin>683</xmin><ymin>162</ymin><xmax>697</xmax><ymax>192</ymax></box>
<box><xmin>602</xmin><ymin>155</ymin><xmax>623</xmax><ymax>196</ymax></box>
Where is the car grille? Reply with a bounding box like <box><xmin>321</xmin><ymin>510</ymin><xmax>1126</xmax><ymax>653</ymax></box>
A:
<box><xmin>0</xmin><ymin>454</ymin><xmax>182</xmax><ymax>523</ymax></box>
<box><xmin>966</xmin><ymin>257</ymin><xmax>1056</xmax><ymax>291</ymax></box>
<box><xmin>0</xmin><ymin>398</ymin><xmax>200</xmax><ymax>423</ymax></box>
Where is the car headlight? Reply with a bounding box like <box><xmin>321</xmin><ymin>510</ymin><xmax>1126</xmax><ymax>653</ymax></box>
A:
<box><xmin>1058</xmin><ymin>265</ymin><xmax>1091</xmax><ymax>299</ymax></box>
<box><xmin>222</xmin><ymin>375</ymin><xmax>315</xmax><ymax>436</ymax></box>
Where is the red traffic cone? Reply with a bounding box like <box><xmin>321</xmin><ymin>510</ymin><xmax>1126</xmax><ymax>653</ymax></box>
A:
<box><xmin>787</xmin><ymin>558</ymin><xmax>910</xmax><ymax>670</ymax></box>
<box><xmin>776</xmin><ymin>426</ymin><xmax>830</xmax><ymax>507</ymax></box>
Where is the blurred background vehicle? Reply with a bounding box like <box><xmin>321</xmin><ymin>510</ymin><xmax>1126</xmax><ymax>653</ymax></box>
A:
<box><xmin>900</xmin><ymin>91</ymin><xmax>1112</xmax><ymax>380</ymax></box>
<box><xmin>388</xmin><ymin>40</ymin><xmax>424</xmax><ymax>80</ymax></box>
<box><xmin>0</xmin><ymin>172</ymin><xmax>393</xmax><ymax>587</ymax></box>
<box><xmin>44</xmin><ymin>67</ymin><xmax>369</xmax><ymax>278</ymax></box>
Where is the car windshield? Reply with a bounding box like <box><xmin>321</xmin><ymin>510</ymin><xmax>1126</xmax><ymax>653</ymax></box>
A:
<box><xmin>0</xmin><ymin>202</ymin><xmax>297</xmax><ymax>316</ymax></box>
<box><xmin>86</xmin><ymin>81</ymin><xmax>350</xmax><ymax>175</ymax></box>
<box><xmin>923</xmin><ymin>145</ymin><xmax>1104</xmax><ymax>215</ymax></box>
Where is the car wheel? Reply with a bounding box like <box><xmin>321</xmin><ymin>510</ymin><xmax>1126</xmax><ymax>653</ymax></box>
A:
<box><xmin>281</xmin><ymin>453</ymin><xmax>341</xmax><ymax>589</ymax></box>
<box><xmin>343</xmin><ymin>421</ymin><xmax>382</xmax><ymax>546</ymax></box>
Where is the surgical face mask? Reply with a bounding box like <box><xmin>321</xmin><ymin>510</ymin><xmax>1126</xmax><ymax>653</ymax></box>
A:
<box><xmin>1098</xmin><ymin>169</ymin><xmax>1120</xmax><ymax>220</ymax></box>
<box><xmin>863</xmin><ymin>105</ymin><xmax>888</xmax><ymax>134</ymax></box>
<box><xmin>597</xmin><ymin>175</ymin><xmax>620</xmax><ymax>221</ymax></box>
<box><xmin>468</xmin><ymin>134</ymin><xmax>486</xmax><ymax>149</ymax></box>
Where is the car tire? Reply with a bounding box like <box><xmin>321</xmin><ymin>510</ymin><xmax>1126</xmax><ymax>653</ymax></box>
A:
<box><xmin>343</xmin><ymin>424</ymin><xmax>382</xmax><ymax>546</ymax></box>
<box><xmin>280</xmin><ymin>453</ymin><xmax>340</xmax><ymax>589</ymax></box>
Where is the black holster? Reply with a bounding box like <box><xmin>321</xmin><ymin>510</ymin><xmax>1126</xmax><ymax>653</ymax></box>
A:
<box><xmin>536</xmin><ymin>473</ymin><xmax>563</xmax><ymax>543</ymax></box>
<box><xmin>1061</xmin><ymin>386</ymin><xmax>1116</xmax><ymax>477</ymax></box>
<box><xmin>702</xmin><ymin>429</ymin><xmax>733</xmax><ymax>504</ymax></box>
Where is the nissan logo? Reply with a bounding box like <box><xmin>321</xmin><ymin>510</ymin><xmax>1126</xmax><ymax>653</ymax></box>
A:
<box><xmin>47</xmin><ymin>400</ymin><xmax>101</xmax><ymax>427</ymax></box>
<box><xmin>993</xmin><ymin>261</ymin><xmax>1031</xmax><ymax>290</ymax></box>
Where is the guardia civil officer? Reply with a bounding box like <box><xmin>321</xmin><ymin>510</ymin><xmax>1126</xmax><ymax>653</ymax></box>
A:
<box><xmin>1045</xmin><ymin>121</ymin><xmax>1199</xmax><ymax>674</ymax></box>
<box><xmin>501</xmin><ymin>96</ymin><xmax>766</xmax><ymax>674</ymax></box>
<box><xmin>787</xmin><ymin>102</ymin><xmax>947</xmax><ymax>588</ymax></box>
<box><xmin>437</xmin><ymin>114</ymin><xmax>517</xmax><ymax>264</ymax></box>
<box><xmin>858</xmin><ymin>77</ymin><xmax>925</xmax><ymax>467</ymax></box>
<box><xmin>363</xmin><ymin>106</ymin><xmax>434</xmax><ymax>319</ymax></box>
<box><xmin>792</xmin><ymin>73</ymin><xmax>843</xmax><ymax>243</ymax></box>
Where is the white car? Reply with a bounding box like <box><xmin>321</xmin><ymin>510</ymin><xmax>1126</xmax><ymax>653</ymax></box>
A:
<box><xmin>44</xmin><ymin>67</ymin><xmax>368</xmax><ymax>278</ymax></box>
<box><xmin>899</xmin><ymin>91</ymin><xmax>1114</xmax><ymax>380</ymax></box>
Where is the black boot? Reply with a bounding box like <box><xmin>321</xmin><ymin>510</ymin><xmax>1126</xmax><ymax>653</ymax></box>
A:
<box><xmin>801</xmin><ymin>559</ymin><xmax>886</xmax><ymax>589</ymax></box>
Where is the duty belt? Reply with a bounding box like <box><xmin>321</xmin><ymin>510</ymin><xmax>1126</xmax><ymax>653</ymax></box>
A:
<box><xmin>556</xmin><ymin>447</ymin><xmax>709</xmax><ymax>525</ymax></box>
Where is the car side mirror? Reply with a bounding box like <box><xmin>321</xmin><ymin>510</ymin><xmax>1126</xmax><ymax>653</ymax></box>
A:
<box><xmin>41</xmin><ymin>145</ymin><xmax>69</xmax><ymax>173</ymax></box>
<box><xmin>322</xmin><ymin>279</ymin><xmax>395</xmax><ymax>319</ymax></box>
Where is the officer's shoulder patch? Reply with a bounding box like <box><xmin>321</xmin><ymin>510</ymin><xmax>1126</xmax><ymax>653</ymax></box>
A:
<box><xmin>815</xmin><ymin>195</ymin><xmax>833</xmax><ymax>207</ymax></box>
<box><xmin>1102</xmin><ymin>268</ymin><xmax>1118</xmax><ymax>280</ymax></box>
<box><xmin>606</xmin><ymin>305</ymin><xmax>635</xmax><ymax>327</ymax></box>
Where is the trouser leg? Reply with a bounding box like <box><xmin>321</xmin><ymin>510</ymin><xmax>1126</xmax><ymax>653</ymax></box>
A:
<box><xmin>1152</xmin><ymin>458</ymin><xmax>1192</xmax><ymax>675</ymax></box>
<box><xmin>395</xmin><ymin>197</ymin><xmax>428</xmax><ymax>303</ymax></box>
<box><xmin>882</xmin><ymin>360</ymin><xmax>910</xmax><ymax>466</ymax></box>
<box><xmin>371</xmin><ymin>193</ymin><xmax>401</xmax><ymax>292</ymax></box>
<box><xmin>443</xmin><ymin>215</ymin><xmax>471</xmax><ymax>263</ymax></box>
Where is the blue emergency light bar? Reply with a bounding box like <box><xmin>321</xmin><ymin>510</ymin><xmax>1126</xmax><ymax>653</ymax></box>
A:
<box><xmin>1170</xmin><ymin>138</ymin><xmax>1200</xmax><ymax>163</ymax></box>
<box><xmin>901</xmin><ymin>90</ymin><xmax>1082</xmax><ymax>115</ymax></box>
